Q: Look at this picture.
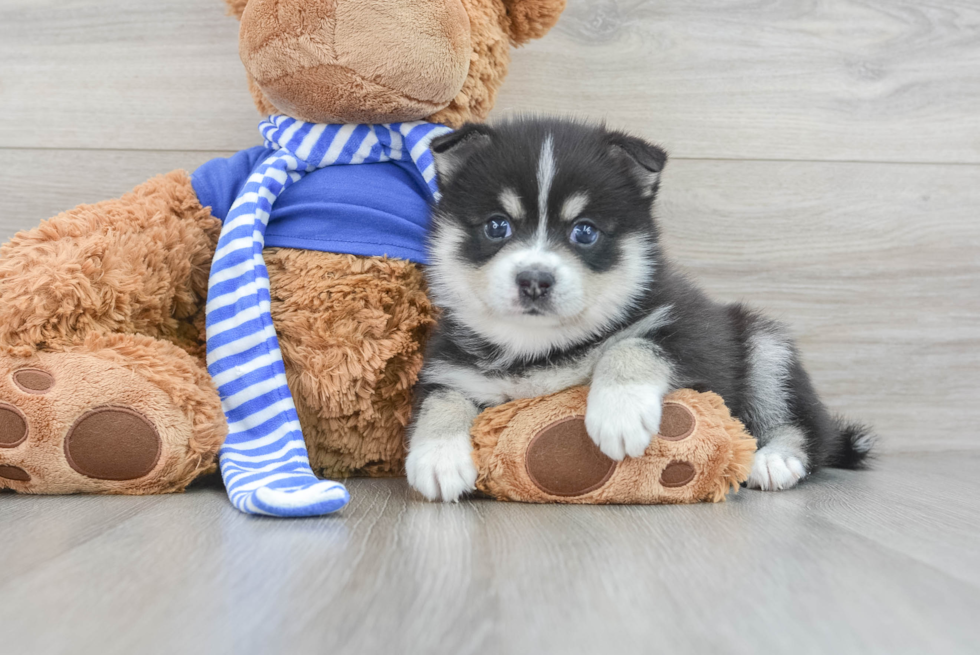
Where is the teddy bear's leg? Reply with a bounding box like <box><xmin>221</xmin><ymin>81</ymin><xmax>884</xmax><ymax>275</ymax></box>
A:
<box><xmin>264</xmin><ymin>249</ymin><xmax>435</xmax><ymax>479</ymax></box>
<box><xmin>0</xmin><ymin>170</ymin><xmax>220</xmax><ymax>353</ymax></box>
<box><xmin>0</xmin><ymin>171</ymin><xmax>228</xmax><ymax>493</ymax></box>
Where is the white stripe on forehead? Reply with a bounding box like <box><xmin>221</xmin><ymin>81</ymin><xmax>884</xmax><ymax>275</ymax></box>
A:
<box><xmin>535</xmin><ymin>134</ymin><xmax>556</xmax><ymax>246</ymax></box>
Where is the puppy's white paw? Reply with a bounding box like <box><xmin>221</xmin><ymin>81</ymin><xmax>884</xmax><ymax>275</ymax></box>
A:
<box><xmin>585</xmin><ymin>383</ymin><xmax>663</xmax><ymax>461</ymax></box>
<box><xmin>746</xmin><ymin>446</ymin><xmax>808</xmax><ymax>491</ymax></box>
<box><xmin>405</xmin><ymin>435</ymin><xmax>477</xmax><ymax>502</ymax></box>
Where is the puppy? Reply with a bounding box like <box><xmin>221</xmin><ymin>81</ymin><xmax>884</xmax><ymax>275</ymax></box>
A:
<box><xmin>406</xmin><ymin>117</ymin><xmax>874</xmax><ymax>502</ymax></box>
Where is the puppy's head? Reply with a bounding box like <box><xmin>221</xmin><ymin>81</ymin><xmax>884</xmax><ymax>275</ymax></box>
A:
<box><xmin>428</xmin><ymin>118</ymin><xmax>667</xmax><ymax>359</ymax></box>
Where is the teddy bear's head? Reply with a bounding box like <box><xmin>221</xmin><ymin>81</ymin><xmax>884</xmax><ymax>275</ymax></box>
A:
<box><xmin>224</xmin><ymin>0</ymin><xmax>565</xmax><ymax>128</ymax></box>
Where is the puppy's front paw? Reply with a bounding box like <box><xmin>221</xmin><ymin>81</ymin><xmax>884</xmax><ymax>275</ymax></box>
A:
<box><xmin>585</xmin><ymin>383</ymin><xmax>663</xmax><ymax>460</ymax></box>
<box><xmin>405</xmin><ymin>435</ymin><xmax>477</xmax><ymax>502</ymax></box>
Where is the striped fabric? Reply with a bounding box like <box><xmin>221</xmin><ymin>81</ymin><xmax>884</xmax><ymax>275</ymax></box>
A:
<box><xmin>206</xmin><ymin>116</ymin><xmax>451</xmax><ymax>517</ymax></box>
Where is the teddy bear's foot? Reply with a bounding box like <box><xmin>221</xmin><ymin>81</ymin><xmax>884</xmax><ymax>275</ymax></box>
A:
<box><xmin>0</xmin><ymin>335</ymin><xmax>225</xmax><ymax>495</ymax></box>
<box><xmin>472</xmin><ymin>387</ymin><xmax>757</xmax><ymax>504</ymax></box>
<box><xmin>523</xmin><ymin>404</ymin><xmax>700</xmax><ymax>498</ymax></box>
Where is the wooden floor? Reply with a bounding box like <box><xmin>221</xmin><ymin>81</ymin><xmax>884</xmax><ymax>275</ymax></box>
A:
<box><xmin>1</xmin><ymin>1</ymin><xmax>979</xmax><ymax>653</ymax></box>
<box><xmin>0</xmin><ymin>452</ymin><xmax>978</xmax><ymax>654</ymax></box>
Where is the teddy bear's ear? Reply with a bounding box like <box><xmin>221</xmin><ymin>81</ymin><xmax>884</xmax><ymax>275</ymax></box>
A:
<box><xmin>500</xmin><ymin>0</ymin><xmax>567</xmax><ymax>45</ymax></box>
<box><xmin>431</xmin><ymin>124</ymin><xmax>495</xmax><ymax>186</ymax></box>
<box><xmin>224</xmin><ymin>0</ymin><xmax>248</xmax><ymax>20</ymax></box>
<box><xmin>606</xmin><ymin>132</ymin><xmax>668</xmax><ymax>197</ymax></box>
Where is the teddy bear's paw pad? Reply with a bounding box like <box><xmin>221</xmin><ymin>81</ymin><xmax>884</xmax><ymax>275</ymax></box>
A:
<box><xmin>64</xmin><ymin>407</ymin><xmax>161</xmax><ymax>481</ymax></box>
<box><xmin>12</xmin><ymin>369</ymin><xmax>55</xmax><ymax>395</ymax></box>
<box><xmin>0</xmin><ymin>402</ymin><xmax>29</xmax><ymax>448</ymax></box>
<box><xmin>660</xmin><ymin>460</ymin><xmax>696</xmax><ymax>488</ymax></box>
<box><xmin>658</xmin><ymin>403</ymin><xmax>696</xmax><ymax>441</ymax></box>
<box><xmin>0</xmin><ymin>465</ymin><xmax>30</xmax><ymax>481</ymax></box>
<box><xmin>525</xmin><ymin>416</ymin><xmax>617</xmax><ymax>497</ymax></box>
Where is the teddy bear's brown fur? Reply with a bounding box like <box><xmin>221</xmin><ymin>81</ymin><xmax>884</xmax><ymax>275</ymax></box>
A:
<box><xmin>0</xmin><ymin>171</ymin><xmax>227</xmax><ymax>492</ymax></box>
<box><xmin>0</xmin><ymin>0</ymin><xmax>567</xmax><ymax>494</ymax></box>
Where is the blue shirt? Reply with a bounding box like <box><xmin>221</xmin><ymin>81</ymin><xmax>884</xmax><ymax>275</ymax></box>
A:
<box><xmin>191</xmin><ymin>146</ymin><xmax>433</xmax><ymax>264</ymax></box>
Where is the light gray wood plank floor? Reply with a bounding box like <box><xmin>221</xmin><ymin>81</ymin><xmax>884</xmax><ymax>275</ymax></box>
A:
<box><xmin>1</xmin><ymin>452</ymin><xmax>978</xmax><ymax>655</ymax></box>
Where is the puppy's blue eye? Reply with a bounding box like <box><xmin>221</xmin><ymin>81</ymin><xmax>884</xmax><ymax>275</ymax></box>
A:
<box><xmin>569</xmin><ymin>221</ymin><xmax>599</xmax><ymax>246</ymax></box>
<box><xmin>484</xmin><ymin>216</ymin><xmax>512</xmax><ymax>240</ymax></box>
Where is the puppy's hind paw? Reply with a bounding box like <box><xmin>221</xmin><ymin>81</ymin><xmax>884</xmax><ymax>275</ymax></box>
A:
<box><xmin>746</xmin><ymin>447</ymin><xmax>807</xmax><ymax>491</ymax></box>
<box><xmin>406</xmin><ymin>435</ymin><xmax>477</xmax><ymax>502</ymax></box>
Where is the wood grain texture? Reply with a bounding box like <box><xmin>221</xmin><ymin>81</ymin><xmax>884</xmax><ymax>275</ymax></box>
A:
<box><xmin>802</xmin><ymin>451</ymin><xmax>980</xmax><ymax>588</ymax></box>
<box><xmin>0</xmin><ymin>455</ymin><xmax>979</xmax><ymax>655</ymax></box>
<box><xmin>497</xmin><ymin>0</ymin><xmax>980</xmax><ymax>163</ymax></box>
<box><xmin>2</xmin><ymin>149</ymin><xmax>976</xmax><ymax>452</ymax></box>
<box><xmin>2</xmin><ymin>0</ymin><xmax>980</xmax><ymax>162</ymax></box>
<box><xmin>0</xmin><ymin>149</ymin><xmax>227</xmax><ymax>233</ymax></box>
<box><xmin>0</xmin><ymin>0</ymin><xmax>262</xmax><ymax>152</ymax></box>
<box><xmin>656</xmin><ymin>159</ymin><xmax>980</xmax><ymax>452</ymax></box>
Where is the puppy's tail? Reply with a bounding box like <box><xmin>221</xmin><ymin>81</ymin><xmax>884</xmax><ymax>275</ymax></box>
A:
<box><xmin>825</xmin><ymin>418</ymin><xmax>876</xmax><ymax>470</ymax></box>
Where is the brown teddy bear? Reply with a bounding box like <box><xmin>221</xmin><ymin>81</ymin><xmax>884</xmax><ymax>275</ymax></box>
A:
<box><xmin>0</xmin><ymin>0</ymin><xmax>566</xmax><ymax>516</ymax></box>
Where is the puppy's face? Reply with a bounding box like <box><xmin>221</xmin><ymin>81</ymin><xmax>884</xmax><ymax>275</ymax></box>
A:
<box><xmin>428</xmin><ymin>119</ymin><xmax>667</xmax><ymax>359</ymax></box>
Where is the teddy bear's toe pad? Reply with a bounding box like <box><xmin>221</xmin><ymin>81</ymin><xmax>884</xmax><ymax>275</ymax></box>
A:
<box><xmin>658</xmin><ymin>403</ymin><xmax>696</xmax><ymax>441</ymax></box>
<box><xmin>12</xmin><ymin>369</ymin><xmax>55</xmax><ymax>394</ymax></box>
<box><xmin>0</xmin><ymin>464</ymin><xmax>30</xmax><ymax>481</ymax></box>
<box><xmin>64</xmin><ymin>407</ymin><xmax>162</xmax><ymax>481</ymax></box>
<box><xmin>660</xmin><ymin>460</ymin><xmax>696</xmax><ymax>487</ymax></box>
<box><xmin>0</xmin><ymin>403</ymin><xmax>29</xmax><ymax>447</ymax></box>
<box><xmin>525</xmin><ymin>416</ymin><xmax>617</xmax><ymax>497</ymax></box>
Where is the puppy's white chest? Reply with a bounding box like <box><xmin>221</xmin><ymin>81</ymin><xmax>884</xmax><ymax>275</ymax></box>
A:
<box><xmin>425</xmin><ymin>359</ymin><xmax>594</xmax><ymax>406</ymax></box>
<box><xmin>497</xmin><ymin>366</ymin><xmax>592</xmax><ymax>403</ymax></box>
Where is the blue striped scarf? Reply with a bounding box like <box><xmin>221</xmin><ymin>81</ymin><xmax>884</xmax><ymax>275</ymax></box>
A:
<box><xmin>205</xmin><ymin>116</ymin><xmax>451</xmax><ymax>516</ymax></box>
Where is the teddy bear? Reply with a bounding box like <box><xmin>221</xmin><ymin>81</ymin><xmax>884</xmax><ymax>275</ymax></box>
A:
<box><xmin>0</xmin><ymin>0</ymin><xmax>567</xmax><ymax>516</ymax></box>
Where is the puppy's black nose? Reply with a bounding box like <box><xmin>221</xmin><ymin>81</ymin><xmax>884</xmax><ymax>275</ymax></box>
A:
<box><xmin>516</xmin><ymin>270</ymin><xmax>555</xmax><ymax>301</ymax></box>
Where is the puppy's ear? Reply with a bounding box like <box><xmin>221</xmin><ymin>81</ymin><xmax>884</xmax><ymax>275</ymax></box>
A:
<box><xmin>607</xmin><ymin>132</ymin><xmax>668</xmax><ymax>197</ymax></box>
<box><xmin>430</xmin><ymin>123</ymin><xmax>493</xmax><ymax>186</ymax></box>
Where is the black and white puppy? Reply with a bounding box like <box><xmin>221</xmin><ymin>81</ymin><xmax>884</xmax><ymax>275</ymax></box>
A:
<box><xmin>406</xmin><ymin>117</ymin><xmax>874</xmax><ymax>502</ymax></box>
